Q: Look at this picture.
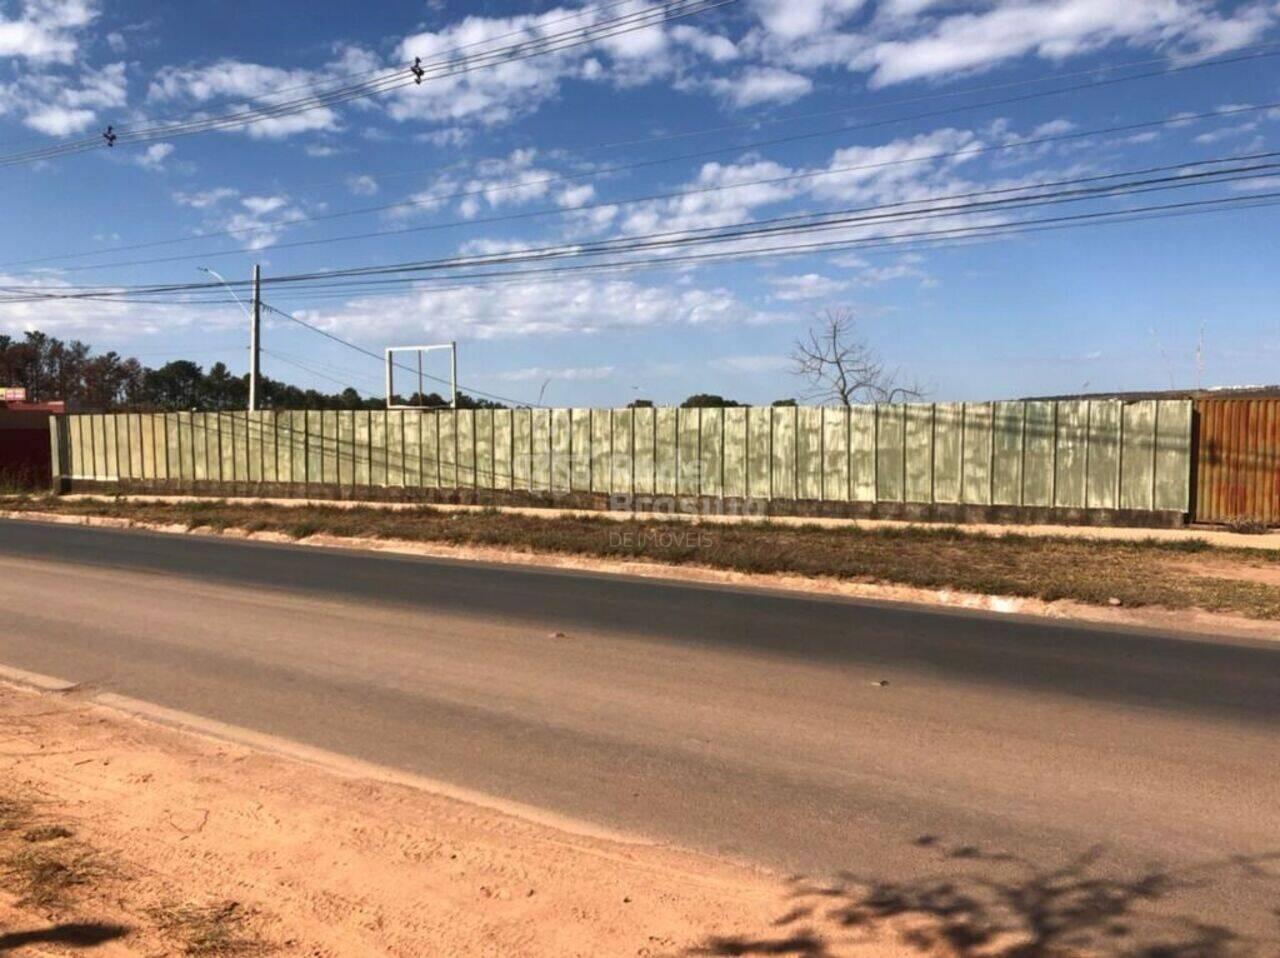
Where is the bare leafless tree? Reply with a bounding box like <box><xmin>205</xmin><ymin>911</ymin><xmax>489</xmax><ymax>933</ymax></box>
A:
<box><xmin>790</xmin><ymin>308</ymin><xmax>924</xmax><ymax>406</ymax></box>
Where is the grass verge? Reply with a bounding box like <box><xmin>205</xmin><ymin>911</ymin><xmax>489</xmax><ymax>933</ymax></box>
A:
<box><xmin>7</xmin><ymin>496</ymin><xmax>1280</xmax><ymax>620</ymax></box>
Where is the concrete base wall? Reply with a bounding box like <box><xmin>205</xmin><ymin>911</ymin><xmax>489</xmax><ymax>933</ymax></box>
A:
<box><xmin>64</xmin><ymin>479</ymin><xmax>1187</xmax><ymax>529</ymax></box>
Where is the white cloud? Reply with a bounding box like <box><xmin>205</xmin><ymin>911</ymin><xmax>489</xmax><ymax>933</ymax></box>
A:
<box><xmin>750</xmin><ymin>0</ymin><xmax>864</xmax><ymax>40</ymax></box>
<box><xmin>369</xmin><ymin>4</ymin><xmax>747</xmax><ymax>130</ymax></box>
<box><xmin>1194</xmin><ymin>121</ymin><xmax>1260</xmax><ymax>143</ymax></box>
<box><xmin>21</xmin><ymin>104</ymin><xmax>94</xmax><ymax>135</ymax></box>
<box><xmin>348</xmin><ymin>174</ymin><xmax>379</xmax><ymax>196</ymax></box>
<box><xmin>768</xmin><ymin>272</ymin><xmax>850</xmax><ymax>301</ymax></box>
<box><xmin>0</xmin><ymin>272</ymin><xmax>204</xmax><ymax>337</ymax></box>
<box><xmin>131</xmin><ymin>141</ymin><xmax>174</xmax><ymax>171</ymax></box>
<box><xmin>497</xmin><ymin>365</ymin><xmax>616</xmax><ymax>382</ymax></box>
<box><xmin>2</xmin><ymin>59</ymin><xmax>127</xmax><ymax>137</ymax></box>
<box><xmin>221</xmin><ymin>195</ymin><xmax>309</xmax><ymax>250</ymax></box>
<box><xmin>285</xmin><ymin>277</ymin><xmax>779</xmax><ymax>342</ymax></box>
<box><xmin>148</xmin><ymin>59</ymin><xmax>338</xmax><ymax>138</ymax></box>
<box><xmin>614</xmin><ymin>158</ymin><xmax>800</xmax><ymax>237</ymax></box>
<box><xmin>711</xmin><ymin>66</ymin><xmax>813</xmax><ymax>108</ymax></box>
<box><xmin>173</xmin><ymin>186</ymin><xmax>238</xmax><ymax>209</ymax></box>
<box><xmin>385</xmin><ymin>10</ymin><xmax>615</xmax><ymax>127</ymax></box>
<box><xmin>709</xmin><ymin>354</ymin><xmax>792</xmax><ymax>373</ymax></box>
<box><xmin>556</xmin><ymin>183</ymin><xmax>596</xmax><ymax>208</ymax></box>
<box><xmin>828</xmin><ymin>252</ymin><xmax>933</xmax><ymax>286</ymax></box>
<box><xmin>669</xmin><ymin>24</ymin><xmax>738</xmax><ymax>62</ymax></box>
<box><xmin>746</xmin><ymin>0</ymin><xmax>1278</xmax><ymax>92</ymax></box>
<box><xmin>0</xmin><ymin>0</ymin><xmax>97</xmax><ymax>62</ymax></box>
<box><xmin>397</xmin><ymin>149</ymin><xmax>567</xmax><ymax>221</ymax></box>
<box><xmin>173</xmin><ymin>190</ymin><xmax>309</xmax><ymax>250</ymax></box>
<box><xmin>856</xmin><ymin>0</ymin><xmax>1280</xmax><ymax>87</ymax></box>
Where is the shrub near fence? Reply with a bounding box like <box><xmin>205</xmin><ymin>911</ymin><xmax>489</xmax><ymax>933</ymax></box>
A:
<box><xmin>52</xmin><ymin>399</ymin><xmax>1193</xmax><ymax>522</ymax></box>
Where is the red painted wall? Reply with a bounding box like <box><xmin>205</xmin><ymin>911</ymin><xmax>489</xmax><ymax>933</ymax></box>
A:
<box><xmin>0</xmin><ymin>412</ymin><xmax>51</xmax><ymax>489</ymax></box>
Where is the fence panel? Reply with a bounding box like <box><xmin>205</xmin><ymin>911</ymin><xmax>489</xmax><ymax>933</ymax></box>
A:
<box><xmin>1022</xmin><ymin>401</ymin><xmax>1055</xmax><ymax>507</ymax></box>
<box><xmin>612</xmin><ymin>408</ymin><xmax>634</xmax><ymax>495</ymax></box>
<box><xmin>467</xmin><ymin>409</ymin><xmax>488</xmax><ymax>490</ymax></box>
<box><xmin>634</xmin><ymin>407</ymin><xmax>657</xmax><ymax>496</ymax></box>
<box><xmin>904</xmin><ymin>404</ymin><xmax>934</xmax><ymax>503</ymax></box>
<box><xmin>1155</xmin><ymin>400</ymin><xmax>1192</xmax><ymax>512</ymax></box>
<box><xmin>850</xmin><ymin>405</ymin><xmax>876</xmax><ymax>501</ymax></box>
<box><xmin>1086</xmin><ymin>401</ymin><xmax>1120</xmax><ymax>509</ymax></box>
<box><xmin>511</xmin><ymin>408</ymin><xmax>530</xmax><ymax>492</ymax></box>
<box><xmin>771</xmin><ymin>406</ymin><xmax>797</xmax><ymax>501</ymax></box>
<box><xmin>457</xmin><ymin>409</ymin><xmax>476</xmax><ymax>489</ymax></box>
<box><xmin>699</xmin><ymin>407</ymin><xmax>723</xmax><ymax>498</ymax></box>
<box><xmin>821</xmin><ymin>407</ymin><xmax>848</xmax><ymax>501</ymax></box>
<box><xmin>796</xmin><ymin>407</ymin><xmax>822</xmax><ymax>500</ymax></box>
<box><xmin>550</xmin><ymin>408</ymin><xmax>572</xmax><ymax>493</ymax></box>
<box><xmin>991</xmin><ymin>402</ymin><xmax>1024</xmax><ymax>505</ymax></box>
<box><xmin>59</xmin><ymin>399</ymin><xmax>1194</xmax><ymax>516</ymax></box>
<box><xmin>876</xmin><ymin>405</ymin><xmax>905</xmax><ymax>502</ymax></box>
<box><xmin>1120</xmin><ymin>401</ymin><xmax>1156</xmax><ymax>511</ymax></box>
<box><xmin>746</xmin><ymin>406</ymin><xmax>771</xmax><ymax>499</ymax></box>
<box><xmin>1054</xmin><ymin>400</ymin><xmax>1088</xmax><ymax>508</ymax></box>
<box><xmin>677</xmin><ymin>408</ymin><xmax>700</xmax><ymax>496</ymax></box>
<box><xmin>568</xmin><ymin>409</ymin><xmax>590</xmax><ymax>492</ymax></box>
<box><xmin>960</xmin><ymin>402</ymin><xmax>994</xmax><ymax>506</ymax></box>
<box><xmin>933</xmin><ymin>403</ymin><xmax>962</xmax><ymax>504</ymax></box>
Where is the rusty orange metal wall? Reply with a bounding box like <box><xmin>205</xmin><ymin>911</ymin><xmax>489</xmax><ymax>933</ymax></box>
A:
<box><xmin>1195</xmin><ymin>399</ymin><xmax>1280</xmax><ymax>525</ymax></box>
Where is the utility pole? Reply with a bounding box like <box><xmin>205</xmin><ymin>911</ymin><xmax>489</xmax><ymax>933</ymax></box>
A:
<box><xmin>249</xmin><ymin>264</ymin><xmax>262</xmax><ymax>412</ymax></box>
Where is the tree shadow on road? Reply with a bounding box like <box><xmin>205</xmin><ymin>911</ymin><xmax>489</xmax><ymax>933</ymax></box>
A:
<box><xmin>0</xmin><ymin>921</ymin><xmax>128</xmax><ymax>951</ymax></box>
<box><xmin>687</xmin><ymin>837</ymin><xmax>1280</xmax><ymax>958</ymax></box>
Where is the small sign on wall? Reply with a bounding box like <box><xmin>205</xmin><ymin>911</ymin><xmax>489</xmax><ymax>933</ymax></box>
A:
<box><xmin>2</xmin><ymin>387</ymin><xmax>26</xmax><ymax>402</ymax></box>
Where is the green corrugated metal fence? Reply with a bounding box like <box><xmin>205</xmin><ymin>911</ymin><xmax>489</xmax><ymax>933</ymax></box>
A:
<box><xmin>56</xmin><ymin>399</ymin><xmax>1194</xmax><ymax>513</ymax></box>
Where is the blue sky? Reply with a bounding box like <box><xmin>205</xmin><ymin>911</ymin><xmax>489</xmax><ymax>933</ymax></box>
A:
<box><xmin>1</xmin><ymin>0</ymin><xmax>1278</xmax><ymax>407</ymax></box>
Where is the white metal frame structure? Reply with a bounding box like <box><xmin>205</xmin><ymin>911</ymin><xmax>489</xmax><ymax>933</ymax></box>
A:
<box><xmin>386</xmin><ymin>342</ymin><xmax>457</xmax><ymax>409</ymax></box>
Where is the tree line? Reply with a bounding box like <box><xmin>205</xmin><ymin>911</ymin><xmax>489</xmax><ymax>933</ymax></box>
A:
<box><xmin>1</xmin><ymin>330</ymin><xmax>789</xmax><ymax>411</ymax></box>
<box><xmin>0</xmin><ymin>330</ymin><xmax>499</xmax><ymax>411</ymax></box>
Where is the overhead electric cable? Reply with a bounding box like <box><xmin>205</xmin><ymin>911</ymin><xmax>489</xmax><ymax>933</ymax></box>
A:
<box><xmin>3</xmin><ymin>160</ymin><xmax>1274</xmax><ymax>304</ymax></box>
<box><xmin>0</xmin><ymin>0</ymin><xmax>733</xmax><ymax>167</ymax></box>
<box><xmin>6</xmin><ymin>91</ymin><xmax>1272</xmax><ymax>270</ymax></box>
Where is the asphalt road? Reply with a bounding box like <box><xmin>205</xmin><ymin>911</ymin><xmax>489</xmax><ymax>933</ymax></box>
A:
<box><xmin>1</xmin><ymin>517</ymin><xmax>1278</xmax><ymax>950</ymax></box>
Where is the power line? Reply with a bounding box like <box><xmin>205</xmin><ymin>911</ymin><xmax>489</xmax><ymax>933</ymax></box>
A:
<box><xmin>26</xmin><ymin>103</ymin><xmax>1280</xmax><ymax>276</ymax></box>
<box><xmin>3</xmin><ymin>155</ymin><xmax>1273</xmax><ymax>302</ymax></box>
<box><xmin>97</xmin><ymin>41</ymin><xmax>1280</xmax><ymax>201</ymax></box>
<box><xmin>261</xmin><ymin>348</ymin><xmax>380</xmax><ymax>396</ymax></box>
<box><xmin>0</xmin><ymin>0</ymin><xmax>666</xmax><ymax>153</ymax></box>
<box><xmin>260</xmin><ymin>301</ymin><xmax>540</xmax><ymax>407</ymax></box>
<box><xmin>0</xmin><ymin>0</ymin><xmax>733</xmax><ymax>168</ymax></box>
<box><xmin>6</xmin><ymin>51</ymin><xmax>1274</xmax><ymax>269</ymax></box>
<box><xmin>6</xmin><ymin>186</ymin><xmax>1275</xmax><ymax>315</ymax></box>
<box><xmin>251</xmin><ymin>190</ymin><xmax>1280</xmax><ymax>302</ymax></box>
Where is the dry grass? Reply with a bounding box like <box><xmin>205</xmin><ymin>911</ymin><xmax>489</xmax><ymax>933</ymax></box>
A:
<box><xmin>148</xmin><ymin>900</ymin><xmax>267</xmax><ymax>956</ymax></box>
<box><xmin>0</xmin><ymin>773</ymin><xmax>269</xmax><ymax>954</ymax></box>
<box><xmin>10</xmin><ymin>497</ymin><xmax>1280</xmax><ymax>620</ymax></box>
<box><xmin>0</xmin><ymin>792</ymin><xmax>106</xmax><ymax>909</ymax></box>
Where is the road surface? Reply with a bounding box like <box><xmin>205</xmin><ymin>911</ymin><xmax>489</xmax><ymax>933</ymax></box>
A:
<box><xmin>1</xmin><ymin>517</ymin><xmax>1277</xmax><ymax>950</ymax></box>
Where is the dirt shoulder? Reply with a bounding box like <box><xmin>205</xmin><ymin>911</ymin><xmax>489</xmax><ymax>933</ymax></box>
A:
<box><xmin>51</xmin><ymin>493</ymin><xmax>1280</xmax><ymax>550</ymax></box>
<box><xmin>1</xmin><ymin>678</ymin><xmax>1258</xmax><ymax>958</ymax></box>
<box><xmin>4</xmin><ymin>496</ymin><xmax>1280</xmax><ymax>638</ymax></box>
<box><xmin>0</xmin><ymin>678</ymin><xmax>921</xmax><ymax>958</ymax></box>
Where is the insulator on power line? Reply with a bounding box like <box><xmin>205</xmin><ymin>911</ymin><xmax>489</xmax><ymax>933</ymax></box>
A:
<box><xmin>102</xmin><ymin>125</ymin><xmax>117</xmax><ymax>147</ymax></box>
<box><xmin>411</xmin><ymin>57</ymin><xmax>425</xmax><ymax>84</ymax></box>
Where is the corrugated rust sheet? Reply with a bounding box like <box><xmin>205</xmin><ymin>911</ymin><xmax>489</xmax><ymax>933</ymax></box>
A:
<box><xmin>1195</xmin><ymin>398</ymin><xmax>1280</xmax><ymax>525</ymax></box>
